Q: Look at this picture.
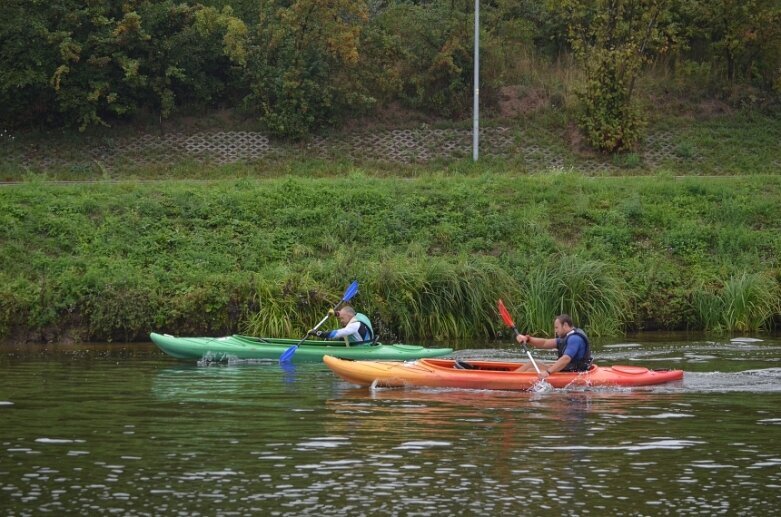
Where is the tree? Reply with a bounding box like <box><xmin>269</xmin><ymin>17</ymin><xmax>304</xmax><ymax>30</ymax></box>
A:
<box><xmin>377</xmin><ymin>0</ymin><xmax>473</xmax><ymax>118</ymax></box>
<box><xmin>677</xmin><ymin>0</ymin><xmax>781</xmax><ymax>95</ymax></box>
<box><xmin>1</xmin><ymin>1</ymin><xmax>246</xmax><ymax>130</ymax></box>
<box><xmin>555</xmin><ymin>0</ymin><xmax>677</xmax><ymax>152</ymax></box>
<box><xmin>243</xmin><ymin>0</ymin><xmax>376</xmax><ymax>138</ymax></box>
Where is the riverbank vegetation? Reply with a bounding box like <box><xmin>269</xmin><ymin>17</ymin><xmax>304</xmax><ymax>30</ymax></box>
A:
<box><xmin>1</xmin><ymin>174</ymin><xmax>779</xmax><ymax>343</ymax></box>
<box><xmin>2</xmin><ymin>1</ymin><xmax>780</xmax><ymax>344</ymax></box>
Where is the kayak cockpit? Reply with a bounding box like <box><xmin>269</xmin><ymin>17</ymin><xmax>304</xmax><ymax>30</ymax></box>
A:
<box><xmin>422</xmin><ymin>358</ymin><xmax>599</xmax><ymax>374</ymax></box>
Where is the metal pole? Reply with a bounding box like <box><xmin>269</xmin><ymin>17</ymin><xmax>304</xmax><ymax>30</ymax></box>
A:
<box><xmin>472</xmin><ymin>0</ymin><xmax>479</xmax><ymax>161</ymax></box>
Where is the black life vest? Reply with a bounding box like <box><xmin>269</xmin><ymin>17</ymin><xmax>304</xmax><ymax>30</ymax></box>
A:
<box><xmin>555</xmin><ymin>328</ymin><xmax>593</xmax><ymax>372</ymax></box>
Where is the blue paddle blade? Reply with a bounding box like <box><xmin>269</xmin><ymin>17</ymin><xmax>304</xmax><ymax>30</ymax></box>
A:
<box><xmin>342</xmin><ymin>280</ymin><xmax>359</xmax><ymax>303</ymax></box>
<box><xmin>280</xmin><ymin>280</ymin><xmax>356</xmax><ymax>365</ymax></box>
<box><xmin>279</xmin><ymin>344</ymin><xmax>297</xmax><ymax>363</ymax></box>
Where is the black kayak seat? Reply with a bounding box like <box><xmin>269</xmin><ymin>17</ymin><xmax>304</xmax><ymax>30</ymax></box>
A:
<box><xmin>454</xmin><ymin>359</ymin><xmax>478</xmax><ymax>370</ymax></box>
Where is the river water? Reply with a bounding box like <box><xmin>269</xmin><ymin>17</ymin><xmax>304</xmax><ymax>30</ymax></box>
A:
<box><xmin>1</xmin><ymin>335</ymin><xmax>780</xmax><ymax>515</ymax></box>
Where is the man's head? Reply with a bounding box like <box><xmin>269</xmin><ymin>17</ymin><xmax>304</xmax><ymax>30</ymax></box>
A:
<box><xmin>553</xmin><ymin>314</ymin><xmax>574</xmax><ymax>337</ymax></box>
<box><xmin>337</xmin><ymin>305</ymin><xmax>356</xmax><ymax>325</ymax></box>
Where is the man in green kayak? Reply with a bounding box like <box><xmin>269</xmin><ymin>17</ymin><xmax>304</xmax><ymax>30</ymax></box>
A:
<box><xmin>309</xmin><ymin>305</ymin><xmax>375</xmax><ymax>345</ymax></box>
<box><xmin>514</xmin><ymin>314</ymin><xmax>592</xmax><ymax>377</ymax></box>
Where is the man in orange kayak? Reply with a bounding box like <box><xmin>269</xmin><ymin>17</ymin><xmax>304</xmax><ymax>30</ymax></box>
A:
<box><xmin>514</xmin><ymin>314</ymin><xmax>592</xmax><ymax>377</ymax></box>
<box><xmin>309</xmin><ymin>305</ymin><xmax>375</xmax><ymax>345</ymax></box>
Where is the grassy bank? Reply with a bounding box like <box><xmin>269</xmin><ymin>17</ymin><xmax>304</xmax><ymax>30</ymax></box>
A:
<box><xmin>1</xmin><ymin>172</ymin><xmax>779</xmax><ymax>343</ymax></box>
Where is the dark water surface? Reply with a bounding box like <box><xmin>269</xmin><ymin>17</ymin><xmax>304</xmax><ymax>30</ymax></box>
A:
<box><xmin>1</xmin><ymin>336</ymin><xmax>780</xmax><ymax>515</ymax></box>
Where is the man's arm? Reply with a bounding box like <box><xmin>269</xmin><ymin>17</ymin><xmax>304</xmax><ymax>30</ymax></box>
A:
<box><xmin>546</xmin><ymin>355</ymin><xmax>572</xmax><ymax>374</ymax></box>
<box><xmin>520</xmin><ymin>335</ymin><xmax>557</xmax><ymax>349</ymax></box>
<box><xmin>330</xmin><ymin>321</ymin><xmax>361</xmax><ymax>339</ymax></box>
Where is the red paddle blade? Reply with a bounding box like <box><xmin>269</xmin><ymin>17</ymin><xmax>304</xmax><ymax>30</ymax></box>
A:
<box><xmin>497</xmin><ymin>299</ymin><xmax>516</xmax><ymax>328</ymax></box>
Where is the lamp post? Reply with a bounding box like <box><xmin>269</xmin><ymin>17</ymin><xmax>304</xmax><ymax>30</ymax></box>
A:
<box><xmin>472</xmin><ymin>0</ymin><xmax>479</xmax><ymax>161</ymax></box>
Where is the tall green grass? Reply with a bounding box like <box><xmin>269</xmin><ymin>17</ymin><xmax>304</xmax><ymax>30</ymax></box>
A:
<box><xmin>694</xmin><ymin>273</ymin><xmax>781</xmax><ymax>333</ymax></box>
<box><xmin>361</xmin><ymin>254</ymin><xmax>514</xmax><ymax>341</ymax></box>
<box><xmin>517</xmin><ymin>256</ymin><xmax>630</xmax><ymax>337</ymax></box>
<box><xmin>243</xmin><ymin>271</ymin><xmax>327</xmax><ymax>338</ymax></box>
<box><xmin>246</xmin><ymin>254</ymin><xmax>517</xmax><ymax>341</ymax></box>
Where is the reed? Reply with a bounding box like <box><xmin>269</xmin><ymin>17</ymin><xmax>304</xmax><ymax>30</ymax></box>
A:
<box><xmin>721</xmin><ymin>273</ymin><xmax>779</xmax><ymax>333</ymax></box>
<box><xmin>242</xmin><ymin>254</ymin><xmax>519</xmax><ymax>341</ymax></box>
<box><xmin>243</xmin><ymin>270</ymin><xmax>332</xmax><ymax>338</ymax></box>
<box><xmin>518</xmin><ymin>256</ymin><xmax>630</xmax><ymax>337</ymax></box>
<box><xmin>694</xmin><ymin>273</ymin><xmax>780</xmax><ymax>333</ymax></box>
<box><xmin>360</xmin><ymin>254</ymin><xmax>518</xmax><ymax>341</ymax></box>
<box><xmin>692</xmin><ymin>290</ymin><xmax>724</xmax><ymax>332</ymax></box>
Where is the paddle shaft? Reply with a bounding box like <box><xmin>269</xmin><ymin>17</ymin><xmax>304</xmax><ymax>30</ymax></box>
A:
<box><xmin>280</xmin><ymin>280</ymin><xmax>360</xmax><ymax>363</ymax></box>
<box><xmin>510</xmin><ymin>326</ymin><xmax>542</xmax><ymax>375</ymax></box>
<box><xmin>497</xmin><ymin>299</ymin><xmax>542</xmax><ymax>375</ymax></box>
<box><xmin>292</xmin><ymin>303</ymin><xmax>345</xmax><ymax>348</ymax></box>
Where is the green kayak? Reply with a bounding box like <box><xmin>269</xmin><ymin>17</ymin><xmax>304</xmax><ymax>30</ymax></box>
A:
<box><xmin>150</xmin><ymin>332</ymin><xmax>453</xmax><ymax>362</ymax></box>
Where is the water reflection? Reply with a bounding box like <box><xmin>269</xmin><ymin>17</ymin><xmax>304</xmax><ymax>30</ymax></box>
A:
<box><xmin>150</xmin><ymin>363</ymin><xmax>322</xmax><ymax>404</ymax></box>
<box><xmin>314</xmin><ymin>387</ymin><xmax>744</xmax><ymax>515</ymax></box>
<box><xmin>326</xmin><ymin>387</ymin><xmax>690</xmax><ymax>462</ymax></box>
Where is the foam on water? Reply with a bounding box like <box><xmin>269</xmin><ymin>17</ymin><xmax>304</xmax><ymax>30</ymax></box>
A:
<box><xmin>536</xmin><ymin>439</ymin><xmax>705</xmax><ymax>452</ymax></box>
<box><xmin>395</xmin><ymin>441</ymin><xmax>452</xmax><ymax>450</ymax></box>
<box><xmin>295</xmin><ymin>436</ymin><xmax>350</xmax><ymax>450</ymax></box>
<box><xmin>35</xmin><ymin>438</ymin><xmax>84</xmax><ymax>444</ymax></box>
<box><xmin>614</xmin><ymin>412</ymin><xmax>694</xmax><ymax>419</ymax></box>
<box><xmin>681</xmin><ymin>369</ymin><xmax>781</xmax><ymax>392</ymax></box>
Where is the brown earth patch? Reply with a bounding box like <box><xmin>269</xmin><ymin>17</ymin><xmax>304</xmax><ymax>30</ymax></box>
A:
<box><xmin>645</xmin><ymin>93</ymin><xmax>733</xmax><ymax>119</ymax></box>
<box><xmin>566</xmin><ymin>121</ymin><xmax>597</xmax><ymax>156</ymax></box>
<box><xmin>695</xmin><ymin>99</ymin><xmax>733</xmax><ymax>117</ymax></box>
<box><xmin>498</xmin><ymin>86</ymin><xmax>549</xmax><ymax>118</ymax></box>
<box><xmin>342</xmin><ymin>101</ymin><xmax>440</xmax><ymax>132</ymax></box>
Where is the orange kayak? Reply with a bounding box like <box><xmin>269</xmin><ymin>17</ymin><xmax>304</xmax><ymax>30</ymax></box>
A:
<box><xmin>323</xmin><ymin>356</ymin><xmax>684</xmax><ymax>390</ymax></box>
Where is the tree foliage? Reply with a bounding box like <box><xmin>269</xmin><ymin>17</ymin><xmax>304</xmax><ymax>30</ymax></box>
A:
<box><xmin>554</xmin><ymin>0</ymin><xmax>678</xmax><ymax>152</ymax></box>
<box><xmin>241</xmin><ymin>0</ymin><xmax>380</xmax><ymax>138</ymax></box>
<box><xmin>0</xmin><ymin>1</ymin><xmax>246</xmax><ymax>130</ymax></box>
<box><xmin>675</xmin><ymin>1</ymin><xmax>781</xmax><ymax>96</ymax></box>
<box><xmin>376</xmin><ymin>0</ymin><xmax>474</xmax><ymax>118</ymax></box>
<box><xmin>1</xmin><ymin>0</ymin><xmax>779</xmax><ymax>143</ymax></box>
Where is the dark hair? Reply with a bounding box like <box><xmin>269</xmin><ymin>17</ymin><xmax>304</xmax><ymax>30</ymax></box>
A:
<box><xmin>555</xmin><ymin>314</ymin><xmax>574</xmax><ymax>327</ymax></box>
